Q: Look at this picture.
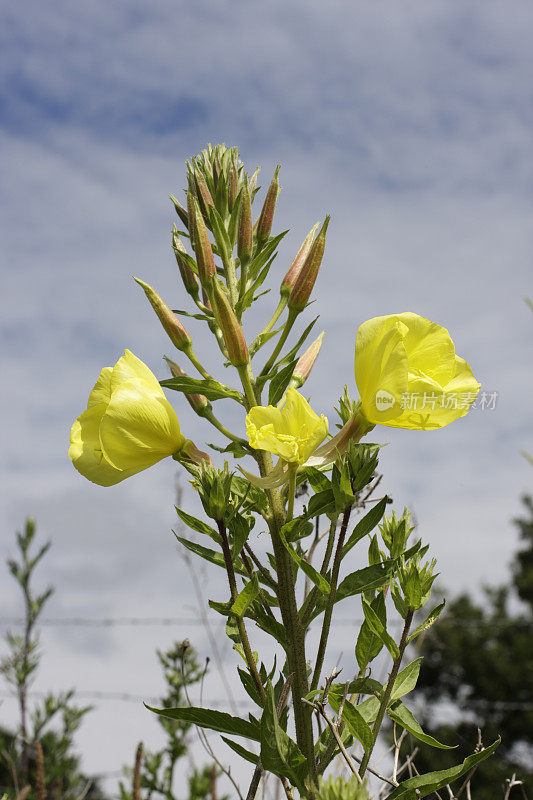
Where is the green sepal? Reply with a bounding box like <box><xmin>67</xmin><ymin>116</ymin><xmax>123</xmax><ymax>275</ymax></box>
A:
<box><xmin>384</xmin><ymin>739</ymin><xmax>500</xmax><ymax>800</ymax></box>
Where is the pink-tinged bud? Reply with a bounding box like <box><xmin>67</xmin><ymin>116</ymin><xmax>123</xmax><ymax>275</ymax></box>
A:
<box><xmin>288</xmin><ymin>216</ymin><xmax>330</xmax><ymax>313</ymax></box>
<box><xmin>164</xmin><ymin>357</ymin><xmax>211</xmax><ymax>415</ymax></box>
<box><xmin>212</xmin><ymin>284</ymin><xmax>249</xmax><ymax>367</ymax></box>
<box><xmin>172</xmin><ymin>226</ymin><xmax>199</xmax><ymax>299</ymax></box>
<box><xmin>194</xmin><ymin>169</ymin><xmax>214</xmax><ymax>216</ymax></box>
<box><xmin>291</xmin><ymin>331</ymin><xmax>325</xmax><ymax>388</ymax></box>
<box><xmin>256</xmin><ymin>165</ymin><xmax>280</xmax><ymax>246</ymax></box>
<box><xmin>191</xmin><ymin>199</ymin><xmax>216</xmax><ymax>287</ymax></box>
<box><xmin>169</xmin><ymin>195</ymin><xmax>189</xmax><ymax>229</ymax></box>
<box><xmin>280</xmin><ymin>222</ymin><xmax>320</xmax><ymax>298</ymax></box>
<box><xmin>186</xmin><ymin>191</ymin><xmax>197</xmax><ymax>251</ymax></box>
<box><xmin>134</xmin><ymin>277</ymin><xmax>192</xmax><ymax>351</ymax></box>
<box><xmin>237</xmin><ymin>180</ymin><xmax>253</xmax><ymax>266</ymax></box>
<box><xmin>202</xmin><ymin>288</ymin><xmax>213</xmax><ymax>312</ymax></box>
<box><xmin>228</xmin><ymin>160</ymin><xmax>239</xmax><ymax>212</ymax></box>
<box><xmin>175</xmin><ymin>439</ymin><xmax>213</xmax><ymax>467</ymax></box>
<box><xmin>213</xmin><ymin>154</ymin><xmax>222</xmax><ymax>191</ymax></box>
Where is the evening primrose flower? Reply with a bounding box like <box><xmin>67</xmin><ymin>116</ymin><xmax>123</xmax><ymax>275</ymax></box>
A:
<box><xmin>355</xmin><ymin>312</ymin><xmax>480</xmax><ymax>430</ymax></box>
<box><xmin>69</xmin><ymin>350</ymin><xmax>199</xmax><ymax>486</ymax></box>
<box><xmin>242</xmin><ymin>388</ymin><xmax>328</xmax><ymax>487</ymax></box>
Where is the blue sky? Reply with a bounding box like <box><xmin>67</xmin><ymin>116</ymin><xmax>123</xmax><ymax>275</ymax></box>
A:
<box><xmin>1</xmin><ymin>0</ymin><xmax>533</xmax><ymax>793</ymax></box>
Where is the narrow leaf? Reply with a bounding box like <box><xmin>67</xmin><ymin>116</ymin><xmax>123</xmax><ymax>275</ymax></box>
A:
<box><xmin>407</xmin><ymin>601</ymin><xmax>446</xmax><ymax>643</ymax></box>
<box><xmin>339</xmin><ymin>699</ymin><xmax>373</xmax><ymax>750</ymax></box>
<box><xmin>390</xmin><ymin>658</ymin><xmax>423</xmax><ymax>702</ymax></box>
<box><xmin>362</xmin><ymin>597</ymin><xmax>399</xmax><ymax>659</ymax></box>
<box><xmin>146</xmin><ymin>704</ymin><xmax>260</xmax><ymax>740</ymax></box>
<box><xmin>268</xmin><ymin>359</ymin><xmax>298</xmax><ymax>406</ymax></box>
<box><xmin>387</xmin><ymin>700</ymin><xmax>455</xmax><ymax>749</ymax></box>
<box><xmin>342</xmin><ymin>497</ymin><xmax>388</xmax><ymax>557</ymax></box>
<box><xmin>176</xmin><ymin>536</ymin><xmax>248</xmax><ymax>576</ymax></box>
<box><xmin>232</xmin><ymin>575</ymin><xmax>259</xmax><ymax>617</ymax></box>
<box><xmin>175</xmin><ymin>508</ymin><xmax>220</xmax><ymax>543</ymax></box>
<box><xmin>279</xmin><ymin>527</ymin><xmax>330</xmax><ymax>595</ymax></box>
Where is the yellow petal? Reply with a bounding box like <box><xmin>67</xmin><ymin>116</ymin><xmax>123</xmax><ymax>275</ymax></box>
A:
<box><xmin>99</xmin><ymin>380</ymin><xmax>184</xmax><ymax>470</ymax></box>
<box><xmin>355</xmin><ymin>318</ymin><xmax>408</xmax><ymax>424</ymax></box>
<box><xmin>86</xmin><ymin>367</ymin><xmax>113</xmax><ymax>408</ymax></box>
<box><xmin>111</xmin><ymin>350</ymin><xmax>163</xmax><ymax>395</ymax></box>
<box><xmin>69</xmin><ymin>405</ymin><xmax>141</xmax><ymax>486</ymax></box>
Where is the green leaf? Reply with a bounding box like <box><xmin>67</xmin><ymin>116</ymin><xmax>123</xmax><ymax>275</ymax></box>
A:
<box><xmin>384</xmin><ymin>739</ymin><xmax>500</xmax><ymax>800</ymax></box>
<box><xmin>279</xmin><ymin>526</ymin><xmax>330</xmax><ymax>595</ymax></box>
<box><xmin>342</xmin><ymin>497</ymin><xmax>388</xmax><ymax>557</ymax></box>
<box><xmin>238</xmin><ymin>667</ymin><xmax>264</xmax><ymax>707</ymax></box>
<box><xmin>249</xmin><ymin>326</ymin><xmax>283</xmax><ymax>358</ymax></box>
<box><xmin>232</xmin><ymin>575</ymin><xmax>259</xmax><ymax>617</ymax></box>
<box><xmin>336</xmin><ymin>561</ymin><xmax>394</xmax><ymax>603</ymax></box>
<box><xmin>268</xmin><ymin>360</ymin><xmax>298</xmax><ymax>406</ymax></box>
<box><xmin>338</xmin><ymin>699</ymin><xmax>373</xmax><ymax>750</ymax></box>
<box><xmin>362</xmin><ymin>598</ymin><xmax>399</xmax><ymax>659</ymax></box>
<box><xmin>146</xmin><ymin>704</ymin><xmax>260</xmax><ymax>741</ymax></box>
<box><xmin>161</xmin><ymin>375</ymin><xmax>243</xmax><ymax>403</ymax></box>
<box><xmin>260</xmin><ymin>683</ymin><xmax>307</xmax><ymax>792</ymax></box>
<box><xmin>327</xmin><ymin>676</ymin><xmax>383</xmax><ymax>703</ymax></box>
<box><xmin>282</xmin><ymin>518</ymin><xmax>314</xmax><ymax>542</ymax></box>
<box><xmin>221</xmin><ymin>736</ymin><xmax>259</xmax><ymax>766</ymax></box>
<box><xmin>207</xmin><ymin>205</ymin><xmax>232</xmax><ymax>263</ymax></box>
<box><xmin>248</xmin><ymin>231</ymin><xmax>288</xmax><ymax>279</ymax></box>
<box><xmin>387</xmin><ymin>700</ymin><xmax>455</xmax><ymax>749</ymax></box>
<box><xmin>228</xmin><ymin>513</ymin><xmax>250</xmax><ymax>558</ymax></box>
<box><xmin>355</xmin><ymin>695</ymin><xmax>381</xmax><ymax>725</ymax></box>
<box><xmin>301</xmin><ymin>466</ymin><xmax>331</xmax><ymax>494</ymax></box>
<box><xmin>305</xmin><ymin>489</ymin><xmax>336</xmax><ymax>519</ymax></box>
<box><xmin>175</xmin><ymin>507</ymin><xmax>221</xmax><ymax>543</ymax></box>
<box><xmin>407</xmin><ymin>600</ymin><xmax>446</xmax><ymax>643</ymax></box>
<box><xmin>355</xmin><ymin>593</ymin><xmax>386</xmax><ymax>669</ymax></box>
<box><xmin>176</xmin><ymin>536</ymin><xmax>248</xmax><ymax>576</ymax></box>
<box><xmin>278</xmin><ymin>316</ymin><xmax>319</xmax><ymax>367</ymax></box>
<box><xmin>390</xmin><ymin>658</ymin><xmax>423</xmax><ymax>702</ymax></box>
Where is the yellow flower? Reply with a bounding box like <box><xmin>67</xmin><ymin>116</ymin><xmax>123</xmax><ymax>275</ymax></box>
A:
<box><xmin>246</xmin><ymin>388</ymin><xmax>328</xmax><ymax>464</ymax></box>
<box><xmin>354</xmin><ymin>312</ymin><xmax>480</xmax><ymax>430</ymax></box>
<box><xmin>69</xmin><ymin>350</ymin><xmax>185</xmax><ymax>486</ymax></box>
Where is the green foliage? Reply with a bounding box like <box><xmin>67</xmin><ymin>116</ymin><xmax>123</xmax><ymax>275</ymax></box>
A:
<box><xmin>0</xmin><ymin>519</ymin><xmax>103</xmax><ymax>800</ymax></box>
<box><xmin>400</xmin><ymin>495</ymin><xmax>533</xmax><ymax>797</ymax></box>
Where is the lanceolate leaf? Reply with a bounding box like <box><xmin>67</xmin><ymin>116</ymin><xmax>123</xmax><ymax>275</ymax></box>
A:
<box><xmin>407</xmin><ymin>600</ymin><xmax>446</xmax><ymax>643</ymax></box>
<box><xmin>342</xmin><ymin>497</ymin><xmax>388</xmax><ymax>557</ymax></box>
<box><xmin>146</xmin><ymin>704</ymin><xmax>260</xmax><ymax>741</ymax></box>
<box><xmin>268</xmin><ymin>360</ymin><xmax>298</xmax><ymax>406</ymax></box>
<box><xmin>160</xmin><ymin>375</ymin><xmax>243</xmax><ymax>403</ymax></box>
<box><xmin>305</xmin><ymin>489</ymin><xmax>336</xmax><ymax>519</ymax></box>
<box><xmin>232</xmin><ymin>575</ymin><xmax>259</xmax><ymax>617</ymax></box>
<box><xmin>176</xmin><ymin>536</ymin><xmax>248</xmax><ymax>576</ymax></box>
<box><xmin>260</xmin><ymin>683</ymin><xmax>307</xmax><ymax>792</ymax></box>
<box><xmin>337</xmin><ymin>698</ymin><xmax>373</xmax><ymax>750</ymax></box>
<box><xmin>175</xmin><ymin>507</ymin><xmax>221</xmax><ymax>543</ymax></box>
<box><xmin>384</xmin><ymin>739</ymin><xmax>500</xmax><ymax>800</ymax></box>
<box><xmin>387</xmin><ymin>700</ymin><xmax>455</xmax><ymax>749</ymax></box>
<box><xmin>336</xmin><ymin>561</ymin><xmax>394</xmax><ymax>603</ymax></box>
<box><xmin>279</xmin><ymin>526</ymin><xmax>330</xmax><ymax>595</ymax></box>
<box><xmin>221</xmin><ymin>736</ymin><xmax>259</xmax><ymax>766</ymax></box>
<box><xmin>362</xmin><ymin>597</ymin><xmax>399</xmax><ymax>659</ymax></box>
<box><xmin>390</xmin><ymin>657</ymin><xmax>423</xmax><ymax>702</ymax></box>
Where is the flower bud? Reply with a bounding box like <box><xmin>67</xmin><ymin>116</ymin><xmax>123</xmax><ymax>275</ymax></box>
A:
<box><xmin>164</xmin><ymin>357</ymin><xmax>211</xmax><ymax>416</ymax></box>
<box><xmin>228</xmin><ymin>160</ymin><xmax>239</xmax><ymax>212</ymax></box>
<box><xmin>169</xmin><ymin>195</ymin><xmax>189</xmax><ymax>228</ymax></box>
<box><xmin>194</xmin><ymin>168</ymin><xmax>214</xmax><ymax>217</ymax></box>
<box><xmin>237</xmin><ymin>180</ymin><xmax>253</xmax><ymax>266</ymax></box>
<box><xmin>287</xmin><ymin>216</ymin><xmax>330</xmax><ymax>313</ymax></box>
<box><xmin>256</xmin><ymin>165</ymin><xmax>280</xmax><ymax>246</ymax></box>
<box><xmin>191</xmin><ymin>197</ymin><xmax>216</xmax><ymax>287</ymax></box>
<box><xmin>172</xmin><ymin>226</ymin><xmax>199</xmax><ymax>299</ymax></box>
<box><xmin>280</xmin><ymin>223</ymin><xmax>320</xmax><ymax>298</ymax></box>
<box><xmin>134</xmin><ymin>277</ymin><xmax>192</xmax><ymax>352</ymax></box>
<box><xmin>202</xmin><ymin>288</ymin><xmax>213</xmax><ymax>312</ymax></box>
<box><xmin>212</xmin><ymin>283</ymin><xmax>249</xmax><ymax>367</ymax></box>
<box><xmin>290</xmin><ymin>331</ymin><xmax>325</xmax><ymax>389</ymax></box>
<box><xmin>186</xmin><ymin>191</ymin><xmax>197</xmax><ymax>251</ymax></box>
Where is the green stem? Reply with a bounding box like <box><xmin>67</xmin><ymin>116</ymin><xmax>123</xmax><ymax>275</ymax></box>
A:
<box><xmin>238</xmin><ymin>258</ymin><xmax>249</xmax><ymax>318</ymax></box>
<box><xmin>217</xmin><ymin>520</ymin><xmax>266</xmax><ymax>703</ymax></box>
<box><xmin>310</xmin><ymin>506</ymin><xmax>352</xmax><ymax>692</ymax></box>
<box><xmin>257</xmin><ymin>309</ymin><xmax>297</xmax><ymax>385</ymax></box>
<box><xmin>286</xmin><ymin>466</ymin><xmax>297</xmax><ymax>522</ymax></box>
<box><xmin>358</xmin><ymin>609</ymin><xmax>414</xmax><ymax>779</ymax></box>
<box><xmin>203</xmin><ymin>409</ymin><xmax>244</xmax><ymax>444</ymax></box>
<box><xmin>301</xmin><ymin>517</ymin><xmax>338</xmax><ymax>627</ymax></box>
<box><xmin>236</xmin><ymin>360</ymin><xmax>318</xmax><ymax>795</ymax></box>
<box><xmin>183</xmin><ymin>345</ymin><xmax>212</xmax><ymax>380</ymax></box>
<box><xmin>262</xmin><ymin>296</ymin><xmax>288</xmax><ymax>336</ymax></box>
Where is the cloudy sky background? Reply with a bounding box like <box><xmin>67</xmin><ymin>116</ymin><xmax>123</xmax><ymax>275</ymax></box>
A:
<box><xmin>1</xmin><ymin>0</ymin><xmax>533</xmax><ymax>794</ymax></box>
